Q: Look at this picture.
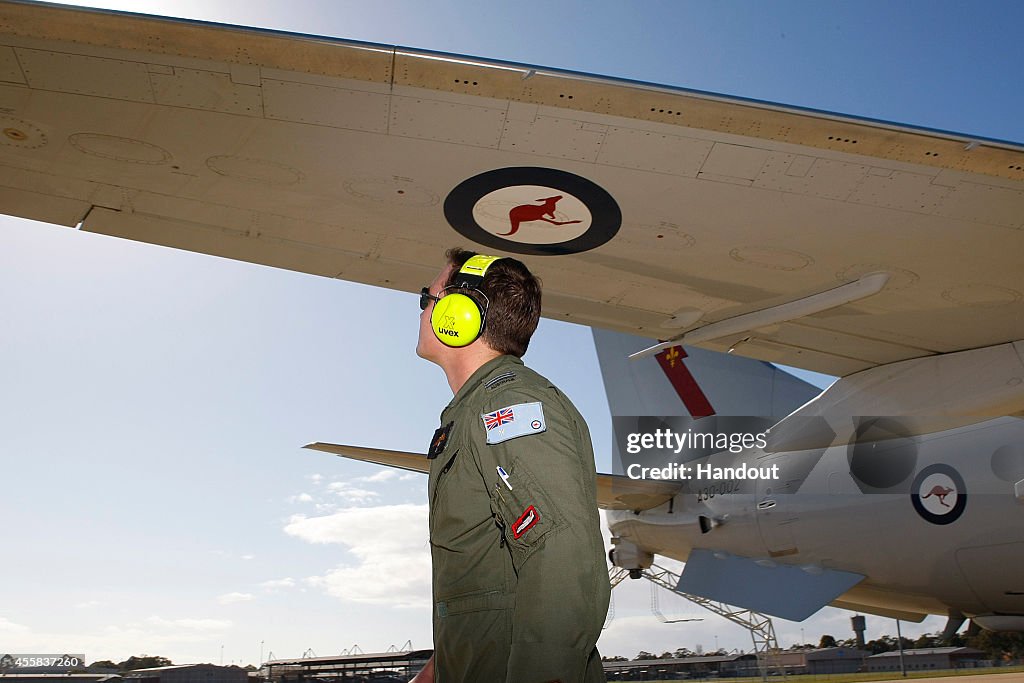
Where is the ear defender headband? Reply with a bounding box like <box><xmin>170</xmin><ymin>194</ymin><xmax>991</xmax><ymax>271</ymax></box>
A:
<box><xmin>431</xmin><ymin>254</ymin><xmax>504</xmax><ymax>347</ymax></box>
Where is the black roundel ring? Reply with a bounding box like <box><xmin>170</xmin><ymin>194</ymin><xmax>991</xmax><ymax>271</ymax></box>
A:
<box><xmin>443</xmin><ymin>167</ymin><xmax>622</xmax><ymax>256</ymax></box>
<box><xmin>910</xmin><ymin>463</ymin><xmax>967</xmax><ymax>525</ymax></box>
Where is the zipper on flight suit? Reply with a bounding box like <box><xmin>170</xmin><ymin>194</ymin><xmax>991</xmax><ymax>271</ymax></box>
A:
<box><xmin>429</xmin><ymin>449</ymin><xmax>460</xmax><ymax>516</ymax></box>
<box><xmin>492</xmin><ymin>484</ymin><xmax>508</xmax><ymax>548</ymax></box>
<box><xmin>495</xmin><ymin>516</ymin><xmax>507</xmax><ymax>548</ymax></box>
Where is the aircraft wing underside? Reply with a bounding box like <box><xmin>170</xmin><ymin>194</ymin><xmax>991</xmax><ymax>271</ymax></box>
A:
<box><xmin>2</xmin><ymin>1</ymin><xmax>1024</xmax><ymax>376</ymax></box>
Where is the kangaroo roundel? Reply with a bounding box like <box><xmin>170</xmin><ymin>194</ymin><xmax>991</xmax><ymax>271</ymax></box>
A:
<box><xmin>444</xmin><ymin>167</ymin><xmax>622</xmax><ymax>255</ymax></box>
<box><xmin>910</xmin><ymin>464</ymin><xmax>967</xmax><ymax>525</ymax></box>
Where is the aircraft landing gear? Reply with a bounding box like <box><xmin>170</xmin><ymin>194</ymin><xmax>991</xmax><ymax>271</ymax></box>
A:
<box><xmin>606</xmin><ymin>562</ymin><xmax>785</xmax><ymax>682</ymax></box>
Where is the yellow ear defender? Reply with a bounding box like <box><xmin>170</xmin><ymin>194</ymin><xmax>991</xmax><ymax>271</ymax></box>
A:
<box><xmin>431</xmin><ymin>254</ymin><xmax>504</xmax><ymax>347</ymax></box>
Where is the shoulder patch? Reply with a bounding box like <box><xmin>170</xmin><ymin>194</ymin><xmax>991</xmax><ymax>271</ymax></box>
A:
<box><xmin>481</xmin><ymin>402</ymin><xmax>546</xmax><ymax>445</ymax></box>
<box><xmin>484</xmin><ymin>371</ymin><xmax>517</xmax><ymax>390</ymax></box>
<box><xmin>427</xmin><ymin>421</ymin><xmax>453</xmax><ymax>460</ymax></box>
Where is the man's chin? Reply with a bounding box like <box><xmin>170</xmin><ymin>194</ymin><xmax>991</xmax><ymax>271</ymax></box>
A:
<box><xmin>415</xmin><ymin>342</ymin><xmax>438</xmax><ymax>364</ymax></box>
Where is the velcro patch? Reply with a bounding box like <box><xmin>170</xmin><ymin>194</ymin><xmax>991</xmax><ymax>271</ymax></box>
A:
<box><xmin>427</xmin><ymin>421</ymin><xmax>453</xmax><ymax>460</ymax></box>
<box><xmin>512</xmin><ymin>505</ymin><xmax>539</xmax><ymax>539</ymax></box>
<box><xmin>481</xmin><ymin>402</ymin><xmax>546</xmax><ymax>445</ymax></box>
<box><xmin>484</xmin><ymin>371</ymin><xmax>517</xmax><ymax>390</ymax></box>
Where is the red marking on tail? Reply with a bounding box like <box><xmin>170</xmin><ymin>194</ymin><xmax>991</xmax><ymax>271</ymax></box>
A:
<box><xmin>655</xmin><ymin>346</ymin><xmax>716</xmax><ymax>418</ymax></box>
<box><xmin>501</xmin><ymin>195</ymin><xmax>582</xmax><ymax>236</ymax></box>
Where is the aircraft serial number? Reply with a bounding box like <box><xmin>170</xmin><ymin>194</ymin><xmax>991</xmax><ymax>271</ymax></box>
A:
<box><xmin>695</xmin><ymin>480</ymin><xmax>741</xmax><ymax>502</ymax></box>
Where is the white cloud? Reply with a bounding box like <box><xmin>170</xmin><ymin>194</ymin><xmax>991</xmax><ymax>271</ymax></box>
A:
<box><xmin>0</xmin><ymin>616</ymin><xmax>29</xmax><ymax>632</ymax></box>
<box><xmin>0</xmin><ymin>621</ymin><xmax>203</xmax><ymax>662</ymax></box>
<box><xmin>285</xmin><ymin>504</ymin><xmax>430</xmax><ymax>608</ymax></box>
<box><xmin>259</xmin><ymin>578</ymin><xmax>296</xmax><ymax>591</ymax></box>
<box><xmin>326</xmin><ymin>481</ymin><xmax>380</xmax><ymax>504</ymax></box>
<box><xmin>217</xmin><ymin>592</ymin><xmax>253</xmax><ymax>605</ymax></box>
<box><xmin>75</xmin><ymin>600</ymin><xmax>101</xmax><ymax>609</ymax></box>
<box><xmin>308</xmin><ymin>473</ymin><xmax>324</xmax><ymax>484</ymax></box>
<box><xmin>357</xmin><ymin>469</ymin><xmax>399</xmax><ymax>483</ymax></box>
<box><xmin>0</xmin><ymin>613</ymin><xmax>251</xmax><ymax>662</ymax></box>
<box><xmin>240</xmin><ymin>554</ymin><xmax>255</xmax><ymax>561</ymax></box>
<box><xmin>289</xmin><ymin>493</ymin><xmax>314</xmax><ymax>503</ymax></box>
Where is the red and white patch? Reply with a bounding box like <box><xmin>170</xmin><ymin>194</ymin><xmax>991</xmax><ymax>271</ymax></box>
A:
<box><xmin>512</xmin><ymin>505</ymin><xmax>540</xmax><ymax>539</ymax></box>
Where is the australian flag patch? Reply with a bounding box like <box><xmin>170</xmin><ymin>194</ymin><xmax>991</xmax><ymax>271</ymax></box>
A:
<box><xmin>481</xmin><ymin>402</ymin><xmax>546</xmax><ymax>445</ymax></box>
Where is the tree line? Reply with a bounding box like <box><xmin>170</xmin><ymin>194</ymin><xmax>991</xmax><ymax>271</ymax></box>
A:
<box><xmin>602</xmin><ymin>630</ymin><xmax>1024</xmax><ymax>662</ymax></box>
<box><xmin>84</xmin><ymin>656</ymin><xmax>257</xmax><ymax>672</ymax></box>
<box><xmin>811</xmin><ymin>630</ymin><xmax>1024</xmax><ymax>659</ymax></box>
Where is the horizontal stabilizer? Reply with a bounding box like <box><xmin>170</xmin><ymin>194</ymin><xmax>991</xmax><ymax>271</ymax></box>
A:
<box><xmin>304</xmin><ymin>442</ymin><xmax>430</xmax><ymax>474</ymax></box>
<box><xmin>304</xmin><ymin>442</ymin><xmax>679</xmax><ymax>511</ymax></box>
<box><xmin>677</xmin><ymin>548</ymin><xmax>864</xmax><ymax>621</ymax></box>
<box><xmin>595</xmin><ymin>474</ymin><xmax>679</xmax><ymax>511</ymax></box>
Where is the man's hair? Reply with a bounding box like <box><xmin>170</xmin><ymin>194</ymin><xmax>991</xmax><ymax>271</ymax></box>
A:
<box><xmin>444</xmin><ymin>247</ymin><xmax>542</xmax><ymax>357</ymax></box>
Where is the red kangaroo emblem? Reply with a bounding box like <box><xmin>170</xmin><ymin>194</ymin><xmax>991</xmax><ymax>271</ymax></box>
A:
<box><xmin>501</xmin><ymin>195</ymin><xmax>582</xmax><ymax>236</ymax></box>
<box><xmin>922</xmin><ymin>485</ymin><xmax>955</xmax><ymax>508</ymax></box>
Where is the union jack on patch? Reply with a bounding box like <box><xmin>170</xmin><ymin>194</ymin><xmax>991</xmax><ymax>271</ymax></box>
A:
<box><xmin>483</xmin><ymin>406</ymin><xmax>515</xmax><ymax>430</ymax></box>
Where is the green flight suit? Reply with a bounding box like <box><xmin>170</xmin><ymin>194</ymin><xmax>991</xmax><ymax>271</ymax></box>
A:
<box><xmin>427</xmin><ymin>354</ymin><xmax>609</xmax><ymax>683</ymax></box>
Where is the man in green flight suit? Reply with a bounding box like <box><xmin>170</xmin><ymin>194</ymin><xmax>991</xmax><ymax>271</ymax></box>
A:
<box><xmin>411</xmin><ymin>248</ymin><xmax>609</xmax><ymax>683</ymax></box>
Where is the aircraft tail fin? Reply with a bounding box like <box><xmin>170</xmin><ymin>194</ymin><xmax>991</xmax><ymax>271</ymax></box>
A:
<box><xmin>592</xmin><ymin>328</ymin><xmax>821</xmax><ymax>420</ymax></box>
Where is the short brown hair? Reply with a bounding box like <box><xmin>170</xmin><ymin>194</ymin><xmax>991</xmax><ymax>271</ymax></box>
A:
<box><xmin>444</xmin><ymin>247</ymin><xmax>542</xmax><ymax>357</ymax></box>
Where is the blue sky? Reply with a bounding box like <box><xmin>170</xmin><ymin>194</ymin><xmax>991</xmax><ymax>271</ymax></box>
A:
<box><xmin>2</xmin><ymin>0</ymin><xmax>1023</xmax><ymax>666</ymax></box>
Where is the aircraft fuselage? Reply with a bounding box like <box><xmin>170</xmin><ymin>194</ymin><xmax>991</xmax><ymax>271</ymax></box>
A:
<box><xmin>607</xmin><ymin>416</ymin><xmax>1024</xmax><ymax>630</ymax></box>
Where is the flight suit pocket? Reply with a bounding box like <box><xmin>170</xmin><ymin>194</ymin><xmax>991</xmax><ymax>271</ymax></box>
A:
<box><xmin>489</xmin><ymin>460</ymin><xmax>566</xmax><ymax>567</ymax></box>
<box><xmin>436</xmin><ymin>588</ymin><xmax>511</xmax><ymax>617</ymax></box>
<box><xmin>428</xmin><ymin>448</ymin><xmax>460</xmax><ymax>531</ymax></box>
<box><xmin>435</xmin><ymin>588</ymin><xmax>512</xmax><ymax>683</ymax></box>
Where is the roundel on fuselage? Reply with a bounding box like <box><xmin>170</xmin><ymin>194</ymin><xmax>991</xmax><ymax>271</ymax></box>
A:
<box><xmin>910</xmin><ymin>463</ymin><xmax>967</xmax><ymax>525</ymax></box>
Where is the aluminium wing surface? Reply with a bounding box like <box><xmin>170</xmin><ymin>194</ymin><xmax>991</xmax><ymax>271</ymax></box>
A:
<box><xmin>2</xmin><ymin>1</ymin><xmax>1023</xmax><ymax>376</ymax></box>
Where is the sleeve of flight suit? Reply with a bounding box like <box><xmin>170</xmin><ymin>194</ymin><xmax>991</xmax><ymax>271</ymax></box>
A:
<box><xmin>474</xmin><ymin>384</ymin><xmax>607</xmax><ymax>683</ymax></box>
